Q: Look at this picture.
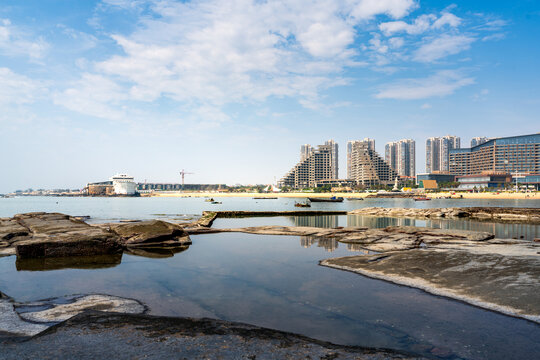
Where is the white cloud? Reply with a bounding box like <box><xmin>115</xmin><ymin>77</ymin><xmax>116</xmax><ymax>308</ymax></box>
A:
<box><xmin>53</xmin><ymin>73</ymin><xmax>129</xmax><ymax>120</ymax></box>
<box><xmin>379</xmin><ymin>12</ymin><xmax>461</xmax><ymax>35</ymax></box>
<box><xmin>0</xmin><ymin>67</ymin><xmax>45</xmax><ymax>105</ymax></box>
<box><xmin>414</xmin><ymin>34</ymin><xmax>475</xmax><ymax>62</ymax></box>
<box><xmin>70</xmin><ymin>0</ymin><xmax>416</xmax><ymax>114</ymax></box>
<box><xmin>433</xmin><ymin>12</ymin><xmax>461</xmax><ymax>28</ymax></box>
<box><xmin>421</xmin><ymin>103</ymin><xmax>431</xmax><ymax>109</ymax></box>
<box><xmin>375</xmin><ymin>70</ymin><xmax>474</xmax><ymax>99</ymax></box>
<box><xmin>0</xmin><ymin>18</ymin><xmax>49</xmax><ymax>59</ymax></box>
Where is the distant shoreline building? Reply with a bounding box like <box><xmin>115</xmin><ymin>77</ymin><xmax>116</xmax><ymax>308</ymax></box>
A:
<box><xmin>348</xmin><ymin>140</ymin><xmax>398</xmax><ymax>186</ymax></box>
<box><xmin>325</xmin><ymin>139</ymin><xmax>339</xmax><ymax>179</ymax></box>
<box><xmin>426</xmin><ymin>135</ymin><xmax>460</xmax><ymax>173</ymax></box>
<box><xmin>449</xmin><ymin>133</ymin><xmax>540</xmax><ymax>176</ymax></box>
<box><xmin>279</xmin><ymin>144</ymin><xmax>333</xmax><ymax>188</ymax></box>
<box><xmin>471</xmin><ymin>137</ymin><xmax>489</xmax><ymax>147</ymax></box>
<box><xmin>347</xmin><ymin>138</ymin><xmax>374</xmax><ymax>180</ymax></box>
<box><xmin>385</xmin><ymin>139</ymin><xmax>415</xmax><ymax>177</ymax></box>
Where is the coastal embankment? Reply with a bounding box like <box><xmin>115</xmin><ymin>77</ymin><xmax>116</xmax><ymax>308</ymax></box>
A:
<box><xmin>149</xmin><ymin>190</ymin><xmax>539</xmax><ymax>200</ymax></box>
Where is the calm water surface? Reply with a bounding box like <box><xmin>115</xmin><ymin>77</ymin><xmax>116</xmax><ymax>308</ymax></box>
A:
<box><xmin>1</xmin><ymin>196</ymin><xmax>539</xmax><ymax>359</ymax></box>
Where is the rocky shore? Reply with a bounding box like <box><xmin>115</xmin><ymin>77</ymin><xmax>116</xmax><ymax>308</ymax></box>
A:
<box><xmin>0</xmin><ymin>212</ymin><xmax>191</xmax><ymax>258</ymax></box>
<box><xmin>349</xmin><ymin>207</ymin><xmax>540</xmax><ymax>223</ymax></box>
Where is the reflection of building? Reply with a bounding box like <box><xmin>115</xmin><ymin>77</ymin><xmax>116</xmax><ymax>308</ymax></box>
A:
<box><xmin>426</xmin><ymin>136</ymin><xmax>460</xmax><ymax>173</ymax></box>
<box><xmin>111</xmin><ymin>174</ymin><xmax>137</xmax><ymax>195</ymax></box>
<box><xmin>348</xmin><ymin>141</ymin><xmax>398</xmax><ymax>186</ymax></box>
<box><xmin>279</xmin><ymin>144</ymin><xmax>333</xmax><ymax>188</ymax></box>
<box><xmin>449</xmin><ymin>133</ymin><xmax>540</xmax><ymax>176</ymax></box>
<box><xmin>347</xmin><ymin>215</ymin><xmax>415</xmax><ymax>228</ymax></box>
<box><xmin>299</xmin><ymin>236</ymin><xmax>339</xmax><ymax>252</ymax></box>
<box><xmin>291</xmin><ymin>215</ymin><xmax>339</xmax><ymax>228</ymax></box>
<box><xmin>325</xmin><ymin>139</ymin><xmax>339</xmax><ymax>179</ymax></box>
<box><xmin>385</xmin><ymin>139</ymin><xmax>415</xmax><ymax>177</ymax></box>
<box><xmin>346</xmin><ymin>243</ymin><xmax>370</xmax><ymax>253</ymax></box>
<box><xmin>347</xmin><ymin>139</ymin><xmax>375</xmax><ymax>179</ymax></box>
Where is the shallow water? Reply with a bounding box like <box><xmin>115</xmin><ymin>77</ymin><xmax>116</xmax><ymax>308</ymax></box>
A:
<box><xmin>1</xmin><ymin>232</ymin><xmax>539</xmax><ymax>360</ymax></box>
<box><xmin>1</xmin><ymin>196</ymin><xmax>539</xmax><ymax>359</ymax></box>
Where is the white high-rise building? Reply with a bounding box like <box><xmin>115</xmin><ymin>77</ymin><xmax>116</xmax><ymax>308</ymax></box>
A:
<box><xmin>280</xmin><ymin>144</ymin><xmax>333</xmax><ymax>188</ymax></box>
<box><xmin>324</xmin><ymin>139</ymin><xmax>339</xmax><ymax>179</ymax></box>
<box><xmin>471</xmin><ymin>137</ymin><xmax>489</xmax><ymax>147</ymax></box>
<box><xmin>385</xmin><ymin>139</ymin><xmax>415</xmax><ymax>177</ymax></box>
<box><xmin>426</xmin><ymin>136</ymin><xmax>460</xmax><ymax>173</ymax></box>
<box><xmin>347</xmin><ymin>138</ymin><xmax>375</xmax><ymax>179</ymax></box>
<box><xmin>300</xmin><ymin>144</ymin><xmax>313</xmax><ymax>162</ymax></box>
<box><xmin>349</xmin><ymin>142</ymin><xmax>398</xmax><ymax>186</ymax></box>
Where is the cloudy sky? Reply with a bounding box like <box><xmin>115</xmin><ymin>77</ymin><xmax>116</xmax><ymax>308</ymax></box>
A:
<box><xmin>1</xmin><ymin>0</ymin><xmax>539</xmax><ymax>192</ymax></box>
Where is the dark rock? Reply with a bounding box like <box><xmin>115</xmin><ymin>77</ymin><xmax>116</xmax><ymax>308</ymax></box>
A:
<box><xmin>109</xmin><ymin>220</ymin><xmax>191</xmax><ymax>248</ymax></box>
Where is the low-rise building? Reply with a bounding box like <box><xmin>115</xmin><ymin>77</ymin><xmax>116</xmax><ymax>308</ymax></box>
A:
<box><xmin>416</xmin><ymin>173</ymin><xmax>455</xmax><ymax>186</ymax></box>
<box><xmin>456</xmin><ymin>173</ymin><xmax>511</xmax><ymax>190</ymax></box>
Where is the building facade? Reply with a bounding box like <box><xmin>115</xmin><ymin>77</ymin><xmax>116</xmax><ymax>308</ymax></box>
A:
<box><xmin>347</xmin><ymin>138</ymin><xmax>375</xmax><ymax>179</ymax></box>
<box><xmin>348</xmin><ymin>141</ymin><xmax>398</xmax><ymax>186</ymax></box>
<box><xmin>111</xmin><ymin>174</ymin><xmax>137</xmax><ymax>195</ymax></box>
<box><xmin>385</xmin><ymin>139</ymin><xmax>415</xmax><ymax>177</ymax></box>
<box><xmin>471</xmin><ymin>137</ymin><xmax>489</xmax><ymax>147</ymax></box>
<box><xmin>426</xmin><ymin>135</ymin><xmax>460</xmax><ymax>173</ymax></box>
<box><xmin>325</xmin><ymin>139</ymin><xmax>339</xmax><ymax>179</ymax></box>
<box><xmin>300</xmin><ymin>144</ymin><xmax>313</xmax><ymax>162</ymax></box>
<box><xmin>449</xmin><ymin>133</ymin><xmax>540</xmax><ymax>176</ymax></box>
<box><xmin>280</xmin><ymin>144</ymin><xmax>333</xmax><ymax>188</ymax></box>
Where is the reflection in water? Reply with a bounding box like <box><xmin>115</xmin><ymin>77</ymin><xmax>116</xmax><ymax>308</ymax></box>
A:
<box><xmin>300</xmin><ymin>236</ymin><xmax>338</xmax><ymax>252</ymax></box>
<box><xmin>290</xmin><ymin>215</ymin><xmax>339</xmax><ymax>228</ymax></box>
<box><xmin>16</xmin><ymin>253</ymin><xmax>123</xmax><ymax>271</ymax></box>
<box><xmin>347</xmin><ymin>215</ymin><xmax>539</xmax><ymax>240</ymax></box>
<box><xmin>347</xmin><ymin>215</ymin><xmax>415</xmax><ymax>228</ymax></box>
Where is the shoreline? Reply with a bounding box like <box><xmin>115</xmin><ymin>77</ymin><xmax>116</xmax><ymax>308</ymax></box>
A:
<box><xmin>148</xmin><ymin>191</ymin><xmax>539</xmax><ymax>200</ymax></box>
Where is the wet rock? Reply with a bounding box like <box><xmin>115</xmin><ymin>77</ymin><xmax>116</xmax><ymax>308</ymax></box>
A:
<box><xmin>108</xmin><ymin>220</ymin><xmax>191</xmax><ymax>248</ymax></box>
<box><xmin>0</xmin><ymin>218</ymin><xmax>30</xmax><ymax>243</ymax></box>
<box><xmin>1</xmin><ymin>311</ymin><xmax>424</xmax><ymax>359</ymax></box>
<box><xmin>321</xmin><ymin>249</ymin><xmax>540</xmax><ymax>324</ymax></box>
<box><xmin>0</xmin><ymin>293</ymin><xmax>146</xmax><ymax>338</ymax></box>
<box><xmin>348</xmin><ymin>207</ymin><xmax>540</xmax><ymax>224</ymax></box>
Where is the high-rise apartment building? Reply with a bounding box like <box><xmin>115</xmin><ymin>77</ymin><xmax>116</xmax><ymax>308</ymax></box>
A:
<box><xmin>349</xmin><ymin>141</ymin><xmax>398</xmax><ymax>186</ymax></box>
<box><xmin>426</xmin><ymin>136</ymin><xmax>460</xmax><ymax>173</ymax></box>
<box><xmin>324</xmin><ymin>139</ymin><xmax>339</xmax><ymax>179</ymax></box>
<box><xmin>347</xmin><ymin>138</ymin><xmax>375</xmax><ymax>179</ymax></box>
<box><xmin>300</xmin><ymin>144</ymin><xmax>313</xmax><ymax>162</ymax></box>
<box><xmin>280</xmin><ymin>144</ymin><xmax>333</xmax><ymax>188</ymax></box>
<box><xmin>385</xmin><ymin>139</ymin><xmax>415</xmax><ymax>177</ymax></box>
<box><xmin>449</xmin><ymin>133</ymin><xmax>540</xmax><ymax>176</ymax></box>
<box><xmin>471</xmin><ymin>137</ymin><xmax>489</xmax><ymax>147</ymax></box>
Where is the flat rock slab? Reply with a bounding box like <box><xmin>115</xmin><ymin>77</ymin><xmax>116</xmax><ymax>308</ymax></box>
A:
<box><xmin>348</xmin><ymin>207</ymin><xmax>540</xmax><ymax>224</ymax></box>
<box><xmin>0</xmin><ymin>293</ymin><xmax>146</xmax><ymax>337</ymax></box>
<box><xmin>321</xmin><ymin>249</ymin><xmax>540</xmax><ymax>324</ymax></box>
<box><xmin>108</xmin><ymin>220</ymin><xmax>191</xmax><ymax>248</ymax></box>
<box><xmin>1</xmin><ymin>312</ymin><xmax>424</xmax><ymax>359</ymax></box>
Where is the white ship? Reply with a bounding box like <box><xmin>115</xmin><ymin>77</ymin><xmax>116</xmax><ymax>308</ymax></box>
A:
<box><xmin>110</xmin><ymin>174</ymin><xmax>137</xmax><ymax>195</ymax></box>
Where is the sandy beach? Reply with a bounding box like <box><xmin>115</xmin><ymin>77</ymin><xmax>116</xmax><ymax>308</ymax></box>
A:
<box><xmin>148</xmin><ymin>191</ymin><xmax>539</xmax><ymax>200</ymax></box>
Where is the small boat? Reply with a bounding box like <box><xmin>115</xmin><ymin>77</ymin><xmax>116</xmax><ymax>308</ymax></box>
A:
<box><xmin>205</xmin><ymin>198</ymin><xmax>215</xmax><ymax>202</ymax></box>
<box><xmin>346</xmin><ymin>198</ymin><xmax>364</xmax><ymax>201</ymax></box>
<box><xmin>295</xmin><ymin>202</ymin><xmax>311</xmax><ymax>207</ymax></box>
<box><xmin>308</xmin><ymin>197</ymin><xmax>344</xmax><ymax>203</ymax></box>
<box><xmin>414</xmin><ymin>197</ymin><xmax>431</xmax><ymax>201</ymax></box>
<box><xmin>253</xmin><ymin>197</ymin><xmax>278</xmax><ymax>199</ymax></box>
<box><xmin>211</xmin><ymin>201</ymin><xmax>222</xmax><ymax>204</ymax></box>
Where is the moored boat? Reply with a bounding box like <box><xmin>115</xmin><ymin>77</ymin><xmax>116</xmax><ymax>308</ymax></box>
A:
<box><xmin>294</xmin><ymin>202</ymin><xmax>311</xmax><ymax>207</ymax></box>
<box><xmin>413</xmin><ymin>197</ymin><xmax>431</xmax><ymax>201</ymax></box>
<box><xmin>308</xmin><ymin>197</ymin><xmax>344</xmax><ymax>203</ymax></box>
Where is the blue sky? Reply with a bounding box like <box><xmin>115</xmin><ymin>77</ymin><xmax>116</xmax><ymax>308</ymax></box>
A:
<box><xmin>0</xmin><ymin>0</ymin><xmax>539</xmax><ymax>192</ymax></box>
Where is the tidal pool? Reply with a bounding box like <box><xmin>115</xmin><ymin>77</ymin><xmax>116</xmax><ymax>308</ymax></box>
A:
<box><xmin>1</xmin><ymin>230</ymin><xmax>539</xmax><ymax>360</ymax></box>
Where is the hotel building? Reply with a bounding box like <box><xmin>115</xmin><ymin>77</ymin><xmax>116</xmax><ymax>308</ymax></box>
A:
<box><xmin>325</xmin><ymin>139</ymin><xmax>339</xmax><ymax>179</ymax></box>
<box><xmin>347</xmin><ymin>138</ymin><xmax>375</xmax><ymax>179</ymax></box>
<box><xmin>449</xmin><ymin>133</ymin><xmax>540</xmax><ymax>176</ymax></box>
<box><xmin>349</xmin><ymin>140</ymin><xmax>398</xmax><ymax>186</ymax></box>
<box><xmin>280</xmin><ymin>144</ymin><xmax>333</xmax><ymax>188</ymax></box>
